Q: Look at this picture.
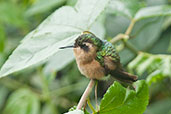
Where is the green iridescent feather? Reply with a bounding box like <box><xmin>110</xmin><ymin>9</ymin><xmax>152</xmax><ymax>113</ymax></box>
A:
<box><xmin>96</xmin><ymin>40</ymin><xmax>120</xmax><ymax>67</ymax></box>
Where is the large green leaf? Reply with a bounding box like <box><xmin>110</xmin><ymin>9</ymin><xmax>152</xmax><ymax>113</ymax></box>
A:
<box><xmin>0</xmin><ymin>0</ymin><xmax>110</xmax><ymax>78</ymax></box>
<box><xmin>43</xmin><ymin>49</ymin><xmax>74</xmax><ymax>76</ymax></box>
<box><xmin>3</xmin><ymin>89</ymin><xmax>40</xmax><ymax>114</ymax></box>
<box><xmin>128</xmin><ymin>52</ymin><xmax>171</xmax><ymax>85</ymax></box>
<box><xmin>99</xmin><ymin>80</ymin><xmax>149</xmax><ymax>114</ymax></box>
<box><xmin>134</xmin><ymin>5</ymin><xmax>171</xmax><ymax>21</ymax></box>
<box><xmin>130</xmin><ymin>17</ymin><xmax>164</xmax><ymax>51</ymax></box>
<box><xmin>107</xmin><ymin>0</ymin><xmax>145</xmax><ymax>19</ymax></box>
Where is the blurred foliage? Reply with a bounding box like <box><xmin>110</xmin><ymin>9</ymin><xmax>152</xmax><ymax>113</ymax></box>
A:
<box><xmin>128</xmin><ymin>52</ymin><xmax>171</xmax><ymax>85</ymax></box>
<box><xmin>0</xmin><ymin>0</ymin><xmax>170</xmax><ymax>114</ymax></box>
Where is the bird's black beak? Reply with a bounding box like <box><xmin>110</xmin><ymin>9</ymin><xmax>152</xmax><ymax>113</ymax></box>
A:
<box><xmin>59</xmin><ymin>45</ymin><xmax>74</xmax><ymax>49</ymax></box>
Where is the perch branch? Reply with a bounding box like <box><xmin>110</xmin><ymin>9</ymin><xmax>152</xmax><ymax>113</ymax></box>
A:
<box><xmin>77</xmin><ymin>79</ymin><xmax>95</xmax><ymax>110</ymax></box>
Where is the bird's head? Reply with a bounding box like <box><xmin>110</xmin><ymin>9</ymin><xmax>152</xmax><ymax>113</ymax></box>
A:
<box><xmin>60</xmin><ymin>31</ymin><xmax>103</xmax><ymax>63</ymax></box>
<box><xmin>74</xmin><ymin>31</ymin><xmax>102</xmax><ymax>52</ymax></box>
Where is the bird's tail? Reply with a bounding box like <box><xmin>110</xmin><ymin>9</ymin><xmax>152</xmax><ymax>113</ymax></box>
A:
<box><xmin>111</xmin><ymin>70</ymin><xmax>137</xmax><ymax>83</ymax></box>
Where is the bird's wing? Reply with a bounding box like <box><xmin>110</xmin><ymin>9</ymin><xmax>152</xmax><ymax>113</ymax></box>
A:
<box><xmin>96</xmin><ymin>41</ymin><xmax>137</xmax><ymax>83</ymax></box>
<box><xmin>96</xmin><ymin>40</ymin><xmax>121</xmax><ymax>71</ymax></box>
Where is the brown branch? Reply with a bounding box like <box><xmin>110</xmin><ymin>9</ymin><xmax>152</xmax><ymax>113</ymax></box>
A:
<box><xmin>77</xmin><ymin>79</ymin><xmax>95</xmax><ymax>110</ymax></box>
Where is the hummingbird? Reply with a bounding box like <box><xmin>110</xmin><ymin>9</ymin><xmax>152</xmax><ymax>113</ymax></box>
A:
<box><xmin>60</xmin><ymin>31</ymin><xmax>137</xmax><ymax>83</ymax></box>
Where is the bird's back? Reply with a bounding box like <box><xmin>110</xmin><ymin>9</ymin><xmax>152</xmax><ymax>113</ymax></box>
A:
<box><xmin>96</xmin><ymin>40</ymin><xmax>137</xmax><ymax>83</ymax></box>
<box><xmin>96</xmin><ymin>40</ymin><xmax>120</xmax><ymax>67</ymax></box>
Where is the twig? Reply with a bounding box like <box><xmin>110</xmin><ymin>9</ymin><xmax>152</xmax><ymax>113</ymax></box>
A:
<box><xmin>125</xmin><ymin>19</ymin><xmax>136</xmax><ymax>35</ymax></box>
<box><xmin>110</xmin><ymin>34</ymin><xmax>129</xmax><ymax>44</ymax></box>
<box><xmin>122</xmin><ymin>40</ymin><xmax>139</xmax><ymax>54</ymax></box>
<box><xmin>87</xmin><ymin>97</ymin><xmax>96</xmax><ymax>113</ymax></box>
<box><xmin>95</xmin><ymin>80</ymin><xmax>99</xmax><ymax>110</ymax></box>
<box><xmin>77</xmin><ymin>79</ymin><xmax>95</xmax><ymax>110</ymax></box>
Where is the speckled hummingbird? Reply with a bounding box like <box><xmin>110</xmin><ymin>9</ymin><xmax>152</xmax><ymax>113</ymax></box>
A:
<box><xmin>60</xmin><ymin>31</ymin><xmax>137</xmax><ymax>83</ymax></box>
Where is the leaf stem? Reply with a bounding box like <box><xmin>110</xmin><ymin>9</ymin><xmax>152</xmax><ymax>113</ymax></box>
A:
<box><xmin>95</xmin><ymin>80</ymin><xmax>99</xmax><ymax>110</ymax></box>
<box><xmin>87</xmin><ymin>97</ymin><xmax>96</xmax><ymax>113</ymax></box>
<box><xmin>110</xmin><ymin>34</ymin><xmax>129</xmax><ymax>44</ymax></box>
<box><xmin>125</xmin><ymin>19</ymin><xmax>136</xmax><ymax>35</ymax></box>
<box><xmin>122</xmin><ymin>40</ymin><xmax>139</xmax><ymax>54</ymax></box>
<box><xmin>77</xmin><ymin>79</ymin><xmax>95</xmax><ymax>110</ymax></box>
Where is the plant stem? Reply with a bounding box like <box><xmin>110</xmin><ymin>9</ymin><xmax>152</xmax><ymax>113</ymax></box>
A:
<box><xmin>95</xmin><ymin>80</ymin><xmax>98</xmax><ymax>110</ymax></box>
<box><xmin>122</xmin><ymin>40</ymin><xmax>139</xmax><ymax>54</ymax></box>
<box><xmin>87</xmin><ymin>97</ymin><xmax>96</xmax><ymax>113</ymax></box>
<box><xmin>125</xmin><ymin>19</ymin><xmax>136</xmax><ymax>35</ymax></box>
<box><xmin>77</xmin><ymin>79</ymin><xmax>95</xmax><ymax>110</ymax></box>
<box><xmin>110</xmin><ymin>34</ymin><xmax>128</xmax><ymax>44</ymax></box>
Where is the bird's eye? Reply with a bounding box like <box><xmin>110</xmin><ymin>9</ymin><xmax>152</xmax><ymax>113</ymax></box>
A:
<box><xmin>80</xmin><ymin>44</ymin><xmax>89</xmax><ymax>52</ymax></box>
<box><xmin>82</xmin><ymin>44</ymin><xmax>87</xmax><ymax>47</ymax></box>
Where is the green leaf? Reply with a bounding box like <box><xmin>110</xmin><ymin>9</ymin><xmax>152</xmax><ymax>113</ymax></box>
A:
<box><xmin>65</xmin><ymin>110</ymin><xmax>84</xmax><ymax>114</ymax></box>
<box><xmin>99</xmin><ymin>80</ymin><xmax>149</xmax><ymax>114</ymax></box>
<box><xmin>149</xmin><ymin>27</ymin><xmax>171</xmax><ymax>53</ymax></box>
<box><xmin>161</xmin><ymin>57</ymin><xmax>171</xmax><ymax>76</ymax></box>
<box><xmin>130</xmin><ymin>17</ymin><xmax>164</xmax><ymax>50</ymax></box>
<box><xmin>3</xmin><ymin>89</ymin><xmax>40</xmax><ymax>114</ymax></box>
<box><xmin>66</xmin><ymin>0</ymin><xmax>77</xmax><ymax>6</ymax></box>
<box><xmin>0</xmin><ymin>0</ymin><xmax>110</xmax><ymax>78</ymax></box>
<box><xmin>134</xmin><ymin>5</ymin><xmax>171</xmax><ymax>21</ymax></box>
<box><xmin>146</xmin><ymin>70</ymin><xmax>163</xmax><ymax>86</ymax></box>
<box><xmin>108</xmin><ymin>0</ymin><xmax>145</xmax><ymax>19</ymax></box>
<box><xmin>43</xmin><ymin>49</ymin><xmax>74</xmax><ymax>76</ymax></box>
<box><xmin>128</xmin><ymin>52</ymin><xmax>145</xmax><ymax>73</ymax></box>
<box><xmin>167</xmin><ymin>36</ymin><xmax>171</xmax><ymax>53</ymax></box>
<box><xmin>128</xmin><ymin>52</ymin><xmax>171</xmax><ymax>85</ymax></box>
<box><xmin>136</xmin><ymin>56</ymin><xmax>154</xmax><ymax>75</ymax></box>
